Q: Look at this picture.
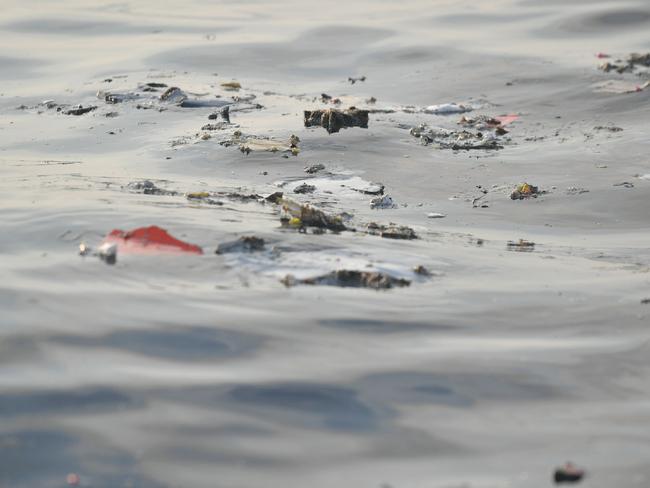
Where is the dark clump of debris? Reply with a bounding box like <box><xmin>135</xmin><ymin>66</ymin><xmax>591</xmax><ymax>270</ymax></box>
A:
<box><xmin>186</xmin><ymin>191</ymin><xmax>223</xmax><ymax>205</ymax></box>
<box><xmin>510</xmin><ymin>183</ymin><xmax>540</xmax><ymax>200</ymax></box>
<box><xmin>293</xmin><ymin>183</ymin><xmax>316</xmax><ymax>194</ymax></box>
<box><xmin>281</xmin><ymin>270</ymin><xmax>411</xmax><ymax>290</ymax></box>
<box><xmin>304</xmin><ymin>163</ymin><xmax>326</xmax><ymax>174</ymax></box>
<box><xmin>506</xmin><ymin>239</ymin><xmax>535</xmax><ymax>251</ymax></box>
<box><xmin>61</xmin><ymin>105</ymin><xmax>97</xmax><ymax>116</ymax></box>
<box><xmin>216</xmin><ymin>236</ymin><xmax>265</xmax><ymax>254</ymax></box>
<box><xmin>280</xmin><ymin>198</ymin><xmax>347</xmax><ymax>231</ymax></box>
<box><xmin>304</xmin><ymin>108</ymin><xmax>369</xmax><ymax>134</ymax></box>
<box><xmin>348</xmin><ymin>75</ymin><xmax>366</xmax><ymax>84</ymax></box>
<box><xmin>553</xmin><ymin>462</ymin><xmax>585</xmax><ymax>484</ymax></box>
<box><xmin>366</xmin><ymin>222</ymin><xmax>417</xmax><ymax>240</ymax></box>
<box><xmin>126</xmin><ymin>180</ymin><xmax>177</xmax><ymax>196</ymax></box>
<box><xmin>599</xmin><ymin>52</ymin><xmax>650</xmax><ymax>74</ymax></box>
<box><xmin>410</xmin><ymin>123</ymin><xmax>504</xmax><ymax>150</ymax></box>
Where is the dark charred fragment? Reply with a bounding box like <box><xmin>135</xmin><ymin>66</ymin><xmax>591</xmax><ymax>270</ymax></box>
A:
<box><xmin>281</xmin><ymin>270</ymin><xmax>410</xmax><ymax>290</ymax></box>
<box><xmin>216</xmin><ymin>236</ymin><xmax>265</xmax><ymax>255</ymax></box>
<box><xmin>126</xmin><ymin>180</ymin><xmax>177</xmax><ymax>196</ymax></box>
<box><xmin>347</xmin><ymin>75</ymin><xmax>367</xmax><ymax>84</ymax></box>
<box><xmin>553</xmin><ymin>463</ymin><xmax>585</xmax><ymax>484</ymax></box>
<box><xmin>304</xmin><ymin>108</ymin><xmax>369</xmax><ymax>134</ymax></box>
<box><xmin>145</xmin><ymin>82</ymin><xmax>168</xmax><ymax>88</ymax></box>
<box><xmin>61</xmin><ymin>105</ymin><xmax>97</xmax><ymax>116</ymax></box>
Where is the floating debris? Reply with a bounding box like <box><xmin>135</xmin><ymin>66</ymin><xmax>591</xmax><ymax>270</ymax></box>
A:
<box><xmin>279</xmin><ymin>198</ymin><xmax>347</xmax><ymax>231</ymax></box>
<box><xmin>221</xmin><ymin>81</ymin><xmax>242</xmax><ymax>91</ymax></box>
<box><xmin>593</xmin><ymin>125</ymin><xmax>623</xmax><ymax>132</ymax></box>
<box><xmin>294</xmin><ymin>183</ymin><xmax>316</xmax><ymax>194</ymax></box>
<box><xmin>566</xmin><ymin>186</ymin><xmax>589</xmax><ymax>195</ymax></box>
<box><xmin>304</xmin><ymin>108</ymin><xmax>369</xmax><ymax>134</ymax></box>
<box><xmin>427</xmin><ymin>212</ymin><xmax>446</xmax><ymax>219</ymax></box>
<box><xmin>413</xmin><ymin>265</ymin><xmax>432</xmax><ymax>276</ymax></box>
<box><xmin>61</xmin><ymin>105</ymin><xmax>96</xmax><ymax>116</ymax></box>
<box><xmin>348</xmin><ymin>75</ymin><xmax>366</xmax><ymax>84</ymax></box>
<box><xmin>613</xmin><ymin>181</ymin><xmax>634</xmax><ymax>188</ymax></box>
<box><xmin>423</xmin><ymin>103</ymin><xmax>472</xmax><ymax>115</ymax></box>
<box><xmin>97</xmin><ymin>242</ymin><xmax>118</xmax><ymax>265</ymax></box>
<box><xmin>506</xmin><ymin>239</ymin><xmax>535</xmax><ymax>252</ymax></box>
<box><xmin>553</xmin><ymin>462</ymin><xmax>585</xmax><ymax>484</ymax></box>
<box><xmin>370</xmin><ymin>195</ymin><xmax>396</xmax><ymax>209</ymax></box>
<box><xmin>304</xmin><ymin>163</ymin><xmax>326</xmax><ymax>174</ymax></box>
<box><xmin>126</xmin><ymin>180</ymin><xmax>176</xmax><ymax>196</ymax></box>
<box><xmin>410</xmin><ymin>123</ymin><xmax>504</xmax><ymax>150</ymax></box>
<box><xmin>366</xmin><ymin>222</ymin><xmax>417</xmax><ymax>240</ymax></box>
<box><xmin>103</xmin><ymin>226</ymin><xmax>203</xmax><ymax>255</ymax></box>
<box><xmin>160</xmin><ymin>86</ymin><xmax>187</xmax><ymax>103</ymax></box>
<box><xmin>201</xmin><ymin>122</ymin><xmax>230</xmax><ymax>131</ymax></box>
<box><xmin>599</xmin><ymin>52</ymin><xmax>650</xmax><ymax>74</ymax></box>
<box><xmin>510</xmin><ymin>183</ymin><xmax>539</xmax><ymax>200</ymax></box>
<box><xmin>281</xmin><ymin>270</ymin><xmax>410</xmax><ymax>290</ymax></box>
<box><xmin>216</xmin><ymin>236</ymin><xmax>265</xmax><ymax>254</ymax></box>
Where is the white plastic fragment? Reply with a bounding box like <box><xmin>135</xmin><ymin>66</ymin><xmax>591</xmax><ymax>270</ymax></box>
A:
<box><xmin>427</xmin><ymin>212</ymin><xmax>446</xmax><ymax>219</ymax></box>
<box><xmin>370</xmin><ymin>195</ymin><xmax>397</xmax><ymax>209</ymax></box>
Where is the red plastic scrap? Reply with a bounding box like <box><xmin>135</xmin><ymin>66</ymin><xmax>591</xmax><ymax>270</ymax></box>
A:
<box><xmin>103</xmin><ymin>225</ymin><xmax>203</xmax><ymax>255</ymax></box>
<box><xmin>495</xmin><ymin>114</ymin><xmax>519</xmax><ymax>125</ymax></box>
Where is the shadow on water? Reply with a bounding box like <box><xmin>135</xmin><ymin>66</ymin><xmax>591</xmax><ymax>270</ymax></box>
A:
<box><xmin>0</xmin><ymin>429</ymin><xmax>164</xmax><ymax>488</ymax></box>
<box><xmin>50</xmin><ymin>326</ymin><xmax>264</xmax><ymax>362</ymax></box>
<box><xmin>228</xmin><ymin>383</ymin><xmax>382</xmax><ymax>432</ymax></box>
<box><xmin>0</xmin><ymin>387</ymin><xmax>138</xmax><ymax>417</ymax></box>
<box><xmin>318</xmin><ymin>318</ymin><xmax>456</xmax><ymax>334</ymax></box>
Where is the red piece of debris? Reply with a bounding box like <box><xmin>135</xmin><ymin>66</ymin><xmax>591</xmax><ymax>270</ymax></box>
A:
<box><xmin>495</xmin><ymin>114</ymin><xmax>519</xmax><ymax>125</ymax></box>
<box><xmin>103</xmin><ymin>226</ymin><xmax>203</xmax><ymax>255</ymax></box>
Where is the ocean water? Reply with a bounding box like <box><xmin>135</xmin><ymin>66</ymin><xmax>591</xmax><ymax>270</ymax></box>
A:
<box><xmin>1</xmin><ymin>1</ymin><xmax>650</xmax><ymax>487</ymax></box>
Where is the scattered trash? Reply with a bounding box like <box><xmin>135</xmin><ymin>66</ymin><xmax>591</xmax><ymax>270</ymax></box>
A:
<box><xmin>281</xmin><ymin>270</ymin><xmax>410</xmax><ymax>289</ymax></box>
<box><xmin>510</xmin><ymin>183</ymin><xmax>540</xmax><ymax>200</ymax></box>
<box><xmin>201</xmin><ymin>122</ymin><xmax>230</xmax><ymax>131</ymax></box>
<box><xmin>637</xmin><ymin>174</ymin><xmax>650</xmax><ymax>181</ymax></box>
<box><xmin>304</xmin><ymin>163</ymin><xmax>326</xmax><ymax>174</ymax></box>
<box><xmin>294</xmin><ymin>183</ymin><xmax>316</xmax><ymax>194</ymax></box>
<box><xmin>427</xmin><ymin>212</ymin><xmax>446</xmax><ymax>219</ymax></box>
<box><xmin>103</xmin><ymin>226</ymin><xmax>203</xmax><ymax>255</ymax></box>
<box><xmin>593</xmin><ymin>80</ymin><xmax>650</xmax><ymax>94</ymax></box>
<box><xmin>641</xmin><ymin>298</ymin><xmax>650</xmax><ymax>304</ymax></box>
<box><xmin>366</xmin><ymin>222</ymin><xmax>417</xmax><ymax>240</ymax></box>
<box><xmin>370</xmin><ymin>195</ymin><xmax>397</xmax><ymax>209</ymax></box>
<box><xmin>304</xmin><ymin>108</ymin><xmax>369</xmax><ymax>134</ymax></box>
<box><xmin>279</xmin><ymin>198</ymin><xmax>347</xmax><ymax>231</ymax></box>
<box><xmin>553</xmin><ymin>462</ymin><xmax>585</xmax><ymax>484</ymax></box>
<box><xmin>216</xmin><ymin>236</ymin><xmax>265</xmax><ymax>254</ymax></box>
<box><xmin>506</xmin><ymin>239</ymin><xmax>535</xmax><ymax>252</ymax></box>
<box><xmin>221</xmin><ymin>81</ymin><xmax>242</xmax><ymax>91</ymax></box>
<box><xmin>348</xmin><ymin>75</ymin><xmax>366</xmax><ymax>84</ymax></box>
<box><xmin>62</xmin><ymin>105</ymin><xmax>96</xmax><ymax>116</ymax></box>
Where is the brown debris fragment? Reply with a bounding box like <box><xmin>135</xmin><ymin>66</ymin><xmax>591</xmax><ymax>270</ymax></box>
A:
<box><xmin>304</xmin><ymin>108</ymin><xmax>369</xmax><ymax>134</ymax></box>
<box><xmin>366</xmin><ymin>222</ymin><xmax>417</xmax><ymax>240</ymax></box>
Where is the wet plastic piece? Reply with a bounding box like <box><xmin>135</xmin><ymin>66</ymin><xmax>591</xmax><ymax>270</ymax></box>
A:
<box><xmin>304</xmin><ymin>108</ymin><xmax>369</xmax><ymax>134</ymax></box>
<box><xmin>103</xmin><ymin>226</ymin><xmax>203</xmax><ymax>255</ymax></box>
<box><xmin>279</xmin><ymin>198</ymin><xmax>347</xmax><ymax>231</ymax></box>
<box><xmin>281</xmin><ymin>270</ymin><xmax>411</xmax><ymax>289</ymax></box>
<box><xmin>554</xmin><ymin>462</ymin><xmax>585</xmax><ymax>484</ymax></box>
<box><xmin>216</xmin><ymin>236</ymin><xmax>265</xmax><ymax>254</ymax></box>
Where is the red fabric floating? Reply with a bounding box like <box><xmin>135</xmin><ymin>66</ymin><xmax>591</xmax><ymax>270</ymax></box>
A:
<box><xmin>103</xmin><ymin>226</ymin><xmax>203</xmax><ymax>255</ymax></box>
<box><xmin>495</xmin><ymin>114</ymin><xmax>519</xmax><ymax>125</ymax></box>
